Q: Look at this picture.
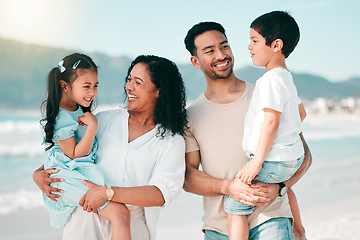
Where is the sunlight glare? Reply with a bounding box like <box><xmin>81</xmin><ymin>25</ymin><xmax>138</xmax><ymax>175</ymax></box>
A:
<box><xmin>1</xmin><ymin>0</ymin><xmax>52</xmax><ymax>40</ymax></box>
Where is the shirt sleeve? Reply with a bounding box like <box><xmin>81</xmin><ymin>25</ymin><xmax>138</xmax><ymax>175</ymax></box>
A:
<box><xmin>53</xmin><ymin>111</ymin><xmax>78</xmax><ymax>141</ymax></box>
<box><xmin>148</xmin><ymin>135</ymin><xmax>186</xmax><ymax>206</ymax></box>
<box><xmin>258</xmin><ymin>75</ymin><xmax>289</xmax><ymax>113</ymax></box>
<box><xmin>297</xmin><ymin>96</ymin><xmax>302</xmax><ymax>105</ymax></box>
<box><xmin>184</xmin><ymin>124</ymin><xmax>200</xmax><ymax>153</ymax></box>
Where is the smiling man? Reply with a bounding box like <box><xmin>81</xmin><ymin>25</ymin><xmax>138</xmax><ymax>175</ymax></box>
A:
<box><xmin>183</xmin><ymin>21</ymin><xmax>312</xmax><ymax>240</ymax></box>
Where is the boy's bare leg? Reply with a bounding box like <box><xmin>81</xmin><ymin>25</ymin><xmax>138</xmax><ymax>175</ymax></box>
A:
<box><xmin>288</xmin><ymin>188</ymin><xmax>307</xmax><ymax>240</ymax></box>
<box><xmin>99</xmin><ymin>202</ymin><xmax>131</xmax><ymax>240</ymax></box>
<box><xmin>227</xmin><ymin>213</ymin><xmax>249</xmax><ymax>240</ymax></box>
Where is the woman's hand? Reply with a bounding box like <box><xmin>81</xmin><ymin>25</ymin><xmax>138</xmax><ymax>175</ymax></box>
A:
<box><xmin>33</xmin><ymin>167</ymin><xmax>63</xmax><ymax>201</ymax></box>
<box><xmin>79</xmin><ymin>180</ymin><xmax>107</xmax><ymax>213</ymax></box>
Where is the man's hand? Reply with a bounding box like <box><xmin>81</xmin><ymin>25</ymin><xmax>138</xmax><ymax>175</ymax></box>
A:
<box><xmin>225</xmin><ymin>177</ymin><xmax>270</xmax><ymax>206</ymax></box>
<box><xmin>249</xmin><ymin>181</ymin><xmax>279</xmax><ymax>202</ymax></box>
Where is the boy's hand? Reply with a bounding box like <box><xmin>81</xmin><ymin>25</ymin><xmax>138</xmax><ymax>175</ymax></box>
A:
<box><xmin>78</xmin><ymin>112</ymin><xmax>97</xmax><ymax>128</ymax></box>
<box><xmin>238</xmin><ymin>161</ymin><xmax>262</xmax><ymax>184</ymax></box>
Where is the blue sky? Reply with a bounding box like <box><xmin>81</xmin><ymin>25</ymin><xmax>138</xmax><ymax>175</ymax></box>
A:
<box><xmin>1</xmin><ymin>0</ymin><xmax>359</xmax><ymax>82</ymax></box>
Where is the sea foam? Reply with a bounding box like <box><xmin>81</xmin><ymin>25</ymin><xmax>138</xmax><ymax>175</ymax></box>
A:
<box><xmin>0</xmin><ymin>189</ymin><xmax>44</xmax><ymax>214</ymax></box>
<box><xmin>0</xmin><ymin>120</ymin><xmax>43</xmax><ymax>156</ymax></box>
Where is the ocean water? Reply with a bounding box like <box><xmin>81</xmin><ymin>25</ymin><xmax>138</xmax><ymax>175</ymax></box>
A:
<box><xmin>1</xmin><ymin>110</ymin><xmax>360</xmax><ymax>237</ymax></box>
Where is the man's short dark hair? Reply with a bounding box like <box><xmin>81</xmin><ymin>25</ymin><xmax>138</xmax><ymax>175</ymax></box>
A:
<box><xmin>184</xmin><ymin>22</ymin><xmax>227</xmax><ymax>56</ymax></box>
<box><xmin>250</xmin><ymin>11</ymin><xmax>300</xmax><ymax>58</ymax></box>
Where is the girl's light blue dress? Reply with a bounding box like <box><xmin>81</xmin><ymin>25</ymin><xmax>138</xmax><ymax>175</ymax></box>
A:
<box><xmin>43</xmin><ymin>107</ymin><xmax>108</xmax><ymax>228</ymax></box>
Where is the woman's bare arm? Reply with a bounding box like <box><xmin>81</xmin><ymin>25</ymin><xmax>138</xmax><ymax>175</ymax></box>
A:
<box><xmin>79</xmin><ymin>180</ymin><xmax>165</xmax><ymax>212</ymax></box>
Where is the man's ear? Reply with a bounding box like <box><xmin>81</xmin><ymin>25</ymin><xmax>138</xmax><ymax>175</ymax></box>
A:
<box><xmin>272</xmin><ymin>39</ymin><xmax>283</xmax><ymax>53</ymax></box>
<box><xmin>190</xmin><ymin>56</ymin><xmax>201</xmax><ymax>69</ymax></box>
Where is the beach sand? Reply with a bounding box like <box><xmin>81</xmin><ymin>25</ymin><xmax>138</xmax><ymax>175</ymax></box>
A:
<box><xmin>1</xmin><ymin>192</ymin><xmax>360</xmax><ymax>240</ymax></box>
<box><xmin>301</xmin><ymin>194</ymin><xmax>360</xmax><ymax>240</ymax></box>
<box><xmin>0</xmin><ymin>206</ymin><xmax>203</xmax><ymax>240</ymax></box>
<box><xmin>0</xmin><ymin>207</ymin><xmax>62</xmax><ymax>240</ymax></box>
<box><xmin>0</xmin><ymin>191</ymin><xmax>204</xmax><ymax>240</ymax></box>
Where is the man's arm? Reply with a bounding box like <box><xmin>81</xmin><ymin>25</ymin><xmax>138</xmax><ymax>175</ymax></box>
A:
<box><xmin>284</xmin><ymin>103</ymin><xmax>311</xmax><ymax>188</ymax></box>
<box><xmin>183</xmin><ymin>150</ymin><xmax>270</xmax><ymax>205</ymax></box>
<box><xmin>284</xmin><ymin>133</ymin><xmax>312</xmax><ymax>188</ymax></box>
<box><xmin>298</xmin><ymin>103</ymin><xmax>307</xmax><ymax>122</ymax></box>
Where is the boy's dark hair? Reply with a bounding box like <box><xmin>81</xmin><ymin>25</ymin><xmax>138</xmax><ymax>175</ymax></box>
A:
<box><xmin>251</xmin><ymin>11</ymin><xmax>300</xmax><ymax>58</ymax></box>
<box><xmin>184</xmin><ymin>21</ymin><xmax>227</xmax><ymax>56</ymax></box>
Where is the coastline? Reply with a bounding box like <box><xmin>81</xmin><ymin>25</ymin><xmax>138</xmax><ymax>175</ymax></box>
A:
<box><xmin>305</xmin><ymin>111</ymin><xmax>360</xmax><ymax>122</ymax></box>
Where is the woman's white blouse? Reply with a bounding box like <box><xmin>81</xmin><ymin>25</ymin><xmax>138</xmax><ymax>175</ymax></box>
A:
<box><xmin>95</xmin><ymin>108</ymin><xmax>185</xmax><ymax>239</ymax></box>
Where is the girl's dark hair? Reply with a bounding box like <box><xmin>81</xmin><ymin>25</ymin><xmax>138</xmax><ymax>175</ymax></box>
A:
<box><xmin>40</xmin><ymin>53</ymin><xmax>98</xmax><ymax>151</ymax></box>
<box><xmin>125</xmin><ymin>55</ymin><xmax>188</xmax><ymax>137</ymax></box>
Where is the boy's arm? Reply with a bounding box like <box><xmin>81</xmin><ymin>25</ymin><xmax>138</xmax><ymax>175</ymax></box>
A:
<box><xmin>183</xmin><ymin>150</ymin><xmax>270</xmax><ymax>205</ymax></box>
<box><xmin>57</xmin><ymin>112</ymin><xmax>97</xmax><ymax>159</ymax></box>
<box><xmin>239</xmin><ymin>108</ymin><xmax>281</xmax><ymax>184</ymax></box>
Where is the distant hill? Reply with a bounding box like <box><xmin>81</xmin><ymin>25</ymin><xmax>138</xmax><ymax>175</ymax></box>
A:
<box><xmin>234</xmin><ymin>66</ymin><xmax>360</xmax><ymax>100</ymax></box>
<box><xmin>0</xmin><ymin>38</ymin><xmax>132</xmax><ymax>109</ymax></box>
<box><xmin>1</xmin><ymin>37</ymin><xmax>359</xmax><ymax>109</ymax></box>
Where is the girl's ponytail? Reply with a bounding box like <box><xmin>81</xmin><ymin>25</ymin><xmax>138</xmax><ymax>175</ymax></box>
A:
<box><xmin>41</xmin><ymin>67</ymin><xmax>62</xmax><ymax>151</ymax></box>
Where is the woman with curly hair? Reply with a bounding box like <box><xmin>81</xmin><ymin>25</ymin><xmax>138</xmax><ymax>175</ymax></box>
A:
<box><xmin>33</xmin><ymin>55</ymin><xmax>188</xmax><ymax>240</ymax></box>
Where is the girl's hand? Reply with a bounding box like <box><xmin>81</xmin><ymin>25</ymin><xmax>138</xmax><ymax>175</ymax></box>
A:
<box><xmin>238</xmin><ymin>161</ymin><xmax>262</xmax><ymax>185</ymax></box>
<box><xmin>78</xmin><ymin>112</ymin><xmax>98</xmax><ymax>128</ymax></box>
<box><xmin>79</xmin><ymin>180</ymin><xmax>107</xmax><ymax>213</ymax></box>
<box><xmin>33</xmin><ymin>168</ymin><xmax>64</xmax><ymax>201</ymax></box>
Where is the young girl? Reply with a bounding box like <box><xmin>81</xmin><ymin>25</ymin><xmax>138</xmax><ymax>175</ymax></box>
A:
<box><xmin>40</xmin><ymin>53</ymin><xmax>131</xmax><ymax>240</ymax></box>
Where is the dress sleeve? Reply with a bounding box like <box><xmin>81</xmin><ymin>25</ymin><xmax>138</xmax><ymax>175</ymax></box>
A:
<box><xmin>148</xmin><ymin>135</ymin><xmax>186</xmax><ymax>206</ymax></box>
<box><xmin>53</xmin><ymin>111</ymin><xmax>78</xmax><ymax>141</ymax></box>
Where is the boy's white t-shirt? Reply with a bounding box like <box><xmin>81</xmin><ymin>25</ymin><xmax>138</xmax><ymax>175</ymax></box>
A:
<box><xmin>243</xmin><ymin>67</ymin><xmax>304</xmax><ymax>161</ymax></box>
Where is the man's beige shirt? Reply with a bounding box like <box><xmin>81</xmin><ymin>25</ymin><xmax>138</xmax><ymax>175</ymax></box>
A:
<box><xmin>185</xmin><ymin>82</ymin><xmax>292</xmax><ymax>235</ymax></box>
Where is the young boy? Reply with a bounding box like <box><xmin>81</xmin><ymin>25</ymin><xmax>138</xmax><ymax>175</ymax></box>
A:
<box><xmin>224</xmin><ymin>11</ymin><xmax>306</xmax><ymax>239</ymax></box>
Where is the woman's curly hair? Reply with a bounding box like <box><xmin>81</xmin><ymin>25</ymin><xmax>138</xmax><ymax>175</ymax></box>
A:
<box><xmin>125</xmin><ymin>55</ymin><xmax>188</xmax><ymax>137</ymax></box>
